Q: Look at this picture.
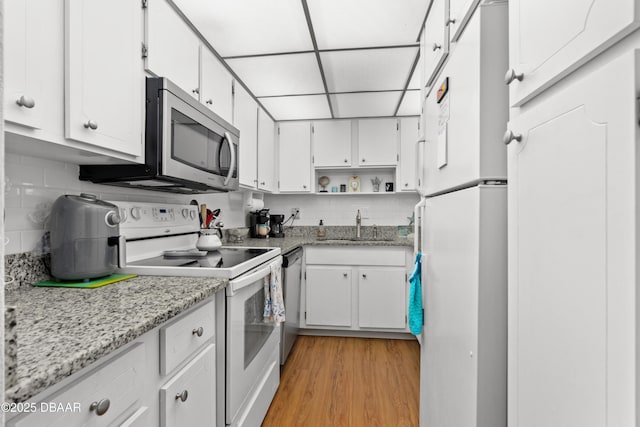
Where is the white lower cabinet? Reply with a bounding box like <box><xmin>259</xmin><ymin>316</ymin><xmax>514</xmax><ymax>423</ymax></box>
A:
<box><xmin>160</xmin><ymin>344</ymin><xmax>215</xmax><ymax>427</ymax></box>
<box><xmin>7</xmin><ymin>298</ymin><xmax>218</xmax><ymax>427</ymax></box>
<box><xmin>303</xmin><ymin>247</ymin><xmax>410</xmax><ymax>332</ymax></box>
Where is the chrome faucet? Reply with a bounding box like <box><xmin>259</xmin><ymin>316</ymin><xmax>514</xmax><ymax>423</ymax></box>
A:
<box><xmin>356</xmin><ymin>210</ymin><xmax>362</xmax><ymax>239</ymax></box>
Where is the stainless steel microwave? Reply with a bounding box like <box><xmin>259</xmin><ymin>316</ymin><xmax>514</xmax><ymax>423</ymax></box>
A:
<box><xmin>80</xmin><ymin>77</ymin><xmax>239</xmax><ymax>194</ymax></box>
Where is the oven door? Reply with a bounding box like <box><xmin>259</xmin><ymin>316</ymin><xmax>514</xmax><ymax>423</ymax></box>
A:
<box><xmin>226</xmin><ymin>259</ymin><xmax>280</xmax><ymax>424</ymax></box>
<box><xmin>161</xmin><ymin>87</ymin><xmax>239</xmax><ymax>191</ymax></box>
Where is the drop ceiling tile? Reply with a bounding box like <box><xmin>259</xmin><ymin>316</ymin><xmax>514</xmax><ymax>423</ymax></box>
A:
<box><xmin>259</xmin><ymin>95</ymin><xmax>331</xmax><ymax>120</ymax></box>
<box><xmin>321</xmin><ymin>47</ymin><xmax>418</xmax><ymax>93</ymax></box>
<box><xmin>330</xmin><ymin>92</ymin><xmax>402</xmax><ymax>118</ymax></box>
<box><xmin>307</xmin><ymin>0</ymin><xmax>429</xmax><ymax>49</ymax></box>
<box><xmin>397</xmin><ymin>90</ymin><xmax>421</xmax><ymax>115</ymax></box>
<box><xmin>227</xmin><ymin>53</ymin><xmax>325</xmax><ymax>97</ymax></box>
<box><xmin>173</xmin><ymin>0</ymin><xmax>313</xmax><ymax>56</ymax></box>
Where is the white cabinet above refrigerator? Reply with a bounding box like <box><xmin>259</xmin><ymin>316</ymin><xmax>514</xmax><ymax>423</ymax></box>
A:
<box><xmin>422</xmin><ymin>2</ymin><xmax>508</xmax><ymax>196</ymax></box>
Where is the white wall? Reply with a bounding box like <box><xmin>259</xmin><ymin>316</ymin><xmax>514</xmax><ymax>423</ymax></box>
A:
<box><xmin>3</xmin><ymin>153</ymin><xmax>245</xmax><ymax>255</ymax></box>
<box><xmin>264</xmin><ymin>192</ymin><xmax>420</xmax><ymax>226</ymax></box>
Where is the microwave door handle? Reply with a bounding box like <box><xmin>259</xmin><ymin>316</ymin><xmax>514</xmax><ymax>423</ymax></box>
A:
<box><xmin>223</xmin><ymin>131</ymin><xmax>236</xmax><ymax>186</ymax></box>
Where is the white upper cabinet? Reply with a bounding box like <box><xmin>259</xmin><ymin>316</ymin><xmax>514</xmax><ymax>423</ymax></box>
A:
<box><xmin>448</xmin><ymin>0</ymin><xmax>480</xmax><ymax>42</ymax></box>
<box><xmin>506</xmin><ymin>49</ymin><xmax>639</xmax><ymax>427</ymax></box>
<box><xmin>422</xmin><ymin>0</ymin><xmax>449</xmax><ymax>88</ymax></box>
<box><xmin>278</xmin><ymin>121</ymin><xmax>311</xmax><ymax>192</ymax></box>
<box><xmin>145</xmin><ymin>0</ymin><xmax>200</xmax><ymax>99</ymax></box>
<box><xmin>257</xmin><ymin>108</ymin><xmax>276</xmax><ymax>192</ymax></box>
<box><xmin>312</xmin><ymin>120</ymin><xmax>352</xmax><ymax>167</ymax></box>
<box><xmin>199</xmin><ymin>46</ymin><xmax>233</xmax><ymax>124</ymax></box>
<box><xmin>5</xmin><ymin>0</ymin><xmax>52</xmax><ymax>130</ymax></box>
<box><xmin>65</xmin><ymin>0</ymin><xmax>142</xmax><ymax>156</ymax></box>
<box><xmin>357</xmin><ymin>118</ymin><xmax>398</xmax><ymax>166</ymax></box>
<box><xmin>398</xmin><ymin>117</ymin><xmax>419</xmax><ymax>192</ymax></box>
<box><xmin>235</xmin><ymin>84</ymin><xmax>258</xmax><ymax>189</ymax></box>
<box><xmin>507</xmin><ymin>0</ymin><xmax>640</xmax><ymax>107</ymax></box>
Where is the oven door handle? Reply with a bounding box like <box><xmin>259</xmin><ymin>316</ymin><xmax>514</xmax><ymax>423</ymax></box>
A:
<box><xmin>228</xmin><ymin>258</ymin><xmax>281</xmax><ymax>296</ymax></box>
<box><xmin>223</xmin><ymin>131</ymin><xmax>236</xmax><ymax>187</ymax></box>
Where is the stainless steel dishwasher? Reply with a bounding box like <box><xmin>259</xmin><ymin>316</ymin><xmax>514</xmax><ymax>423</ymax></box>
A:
<box><xmin>281</xmin><ymin>247</ymin><xmax>302</xmax><ymax>365</ymax></box>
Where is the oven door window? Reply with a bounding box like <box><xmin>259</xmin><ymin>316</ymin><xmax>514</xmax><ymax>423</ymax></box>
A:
<box><xmin>171</xmin><ymin>109</ymin><xmax>237</xmax><ymax>178</ymax></box>
<box><xmin>244</xmin><ymin>286</ymin><xmax>275</xmax><ymax>369</ymax></box>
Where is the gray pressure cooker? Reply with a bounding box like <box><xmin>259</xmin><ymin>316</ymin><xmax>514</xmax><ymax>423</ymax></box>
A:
<box><xmin>49</xmin><ymin>193</ymin><xmax>122</xmax><ymax>281</ymax></box>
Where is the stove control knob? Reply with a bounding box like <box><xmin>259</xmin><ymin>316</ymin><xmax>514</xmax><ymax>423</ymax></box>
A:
<box><xmin>181</xmin><ymin>208</ymin><xmax>189</xmax><ymax>219</ymax></box>
<box><xmin>119</xmin><ymin>208</ymin><xmax>128</xmax><ymax>223</ymax></box>
<box><xmin>130</xmin><ymin>207</ymin><xmax>142</xmax><ymax>220</ymax></box>
<box><xmin>105</xmin><ymin>211</ymin><xmax>121</xmax><ymax>227</ymax></box>
<box><xmin>190</xmin><ymin>210</ymin><xmax>196</xmax><ymax>220</ymax></box>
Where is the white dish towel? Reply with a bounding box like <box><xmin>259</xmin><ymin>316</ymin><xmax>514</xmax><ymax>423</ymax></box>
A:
<box><xmin>263</xmin><ymin>261</ymin><xmax>285</xmax><ymax>324</ymax></box>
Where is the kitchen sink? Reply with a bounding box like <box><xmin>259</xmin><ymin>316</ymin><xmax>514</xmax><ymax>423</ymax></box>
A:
<box><xmin>316</xmin><ymin>237</ymin><xmax>395</xmax><ymax>243</ymax></box>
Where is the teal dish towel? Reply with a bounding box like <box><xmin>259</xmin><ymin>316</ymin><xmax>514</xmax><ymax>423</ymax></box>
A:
<box><xmin>408</xmin><ymin>253</ymin><xmax>423</xmax><ymax>335</ymax></box>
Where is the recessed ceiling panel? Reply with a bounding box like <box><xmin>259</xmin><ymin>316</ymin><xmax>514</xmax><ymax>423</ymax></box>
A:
<box><xmin>259</xmin><ymin>95</ymin><xmax>331</xmax><ymax>120</ymax></box>
<box><xmin>321</xmin><ymin>47</ymin><xmax>418</xmax><ymax>93</ymax></box>
<box><xmin>397</xmin><ymin>90</ymin><xmax>421</xmax><ymax>115</ymax></box>
<box><xmin>331</xmin><ymin>92</ymin><xmax>401</xmax><ymax>118</ymax></box>
<box><xmin>308</xmin><ymin>0</ymin><xmax>428</xmax><ymax>49</ymax></box>
<box><xmin>173</xmin><ymin>0</ymin><xmax>313</xmax><ymax>56</ymax></box>
<box><xmin>227</xmin><ymin>53</ymin><xmax>325</xmax><ymax>97</ymax></box>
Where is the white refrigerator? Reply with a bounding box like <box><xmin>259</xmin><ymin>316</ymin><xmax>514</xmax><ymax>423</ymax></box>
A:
<box><xmin>416</xmin><ymin>3</ymin><xmax>508</xmax><ymax>427</ymax></box>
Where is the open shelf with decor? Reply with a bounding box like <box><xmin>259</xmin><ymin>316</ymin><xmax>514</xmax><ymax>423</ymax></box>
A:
<box><xmin>314</xmin><ymin>168</ymin><xmax>396</xmax><ymax>195</ymax></box>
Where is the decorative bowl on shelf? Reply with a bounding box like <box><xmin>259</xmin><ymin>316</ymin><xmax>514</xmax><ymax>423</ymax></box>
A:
<box><xmin>318</xmin><ymin>176</ymin><xmax>330</xmax><ymax>192</ymax></box>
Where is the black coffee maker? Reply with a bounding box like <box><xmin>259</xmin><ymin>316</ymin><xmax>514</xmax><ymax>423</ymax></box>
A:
<box><xmin>269</xmin><ymin>214</ymin><xmax>285</xmax><ymax>238</ymax></box>
<box><xmin>249</xmin><ymin>209</ymin><xmax>270</xmax><ymax>239</ymax></box>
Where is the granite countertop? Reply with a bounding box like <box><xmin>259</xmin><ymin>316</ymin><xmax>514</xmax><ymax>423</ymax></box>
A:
<box><xmin>5</xmin><ymin>275</ymin><xmax>226</xmax><ymax>403</ymax></box>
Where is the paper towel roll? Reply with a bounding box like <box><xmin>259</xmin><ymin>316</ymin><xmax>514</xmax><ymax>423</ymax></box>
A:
<box><xmin>247</xmin><ymin>198</ymin><xmax>264</xmax><ymax>210</ymax></box>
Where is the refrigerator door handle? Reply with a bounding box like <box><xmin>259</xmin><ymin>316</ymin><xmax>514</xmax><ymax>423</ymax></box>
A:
<box><xmin>414</xmin><ymin>198</ymin><xmax>427</xmax><ymax>258</ymax></box>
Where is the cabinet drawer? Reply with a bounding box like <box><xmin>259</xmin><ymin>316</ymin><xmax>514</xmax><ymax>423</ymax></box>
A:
<box><xmin>160</xmin><ymin>344</ymin><xmax>216</xmax><ymax>427</ymax></box>
<box><xmin>10</xmin><ymin>343</ymin><xmax>145</xmax><ymax>427</ymax></box>
<box><xmin>160</xmin><ymin>298</ymin><xmax>215</xmax><ymax>375</ymax></box>
<box><xmin>305</xmin><ymin>246</ymin><xmax>406</xmax><ymax>266</ymax></box>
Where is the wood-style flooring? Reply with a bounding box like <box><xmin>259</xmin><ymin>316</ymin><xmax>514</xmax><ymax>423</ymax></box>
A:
<box><xmin>262</xmin><ymin>336</ymin><xmax>420</xmax><ymax>427</ymax></box>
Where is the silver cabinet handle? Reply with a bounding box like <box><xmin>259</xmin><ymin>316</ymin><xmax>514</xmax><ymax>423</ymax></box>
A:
<box><xmin>192</xmin><ymin>326</ymin><xmax>204</xmax><ymax>337</ymax></box>
<box><xmin>404</xmin><ymin>183</ymin><xmax>409</xmax><ymax>187</ymax></box>
<box><xmin>89</xmin><ymin>399</ymin><xmax>110</xmax><ymax>416</ymax></box>
<box><xmin>260</xmin><ymin>181</ymin><xmax>266</xmax><ymax>186</ymax></box>
<box><xmin>206</xmin><ymin>99</ymin><xmax>213</xmax><ymax>105</ymax></box>
<box><xmin>361</xmin><ymin>158</ymin><xmax>366</xmax><ymax>162</ymax></box>
<box><xmin>175</xmin><ymin>390</ymin><xmax>189</xmax><ymax>402</ymax></box>
<box><xmin>16</xmin><ymin>95</ymin><xmax>35</xmax><ymax>109</ymax></box>
<box><xmin>343</xmin><ymin>273</ymin><xmax>348</xmax><ymax>278</ymax></box>
<box><xmin>344</xmin><ymin>159</ymin><xmax>348</xmax><ymax>163</ymax></box>
<box><xmin>505</xmin><ymin>69</ymin><xmax>524</xmax><ymax>85</ymax></box>
<box><xmin>303</xmin><ymin>185</ymin><xmax>307</xmax><ymax>189</ymax></box>
<box><xmin>503</xmin><ymin>130</ymin><xmax>523</xmax><ymax>145</ymax></box>
<box><xmin>446</xmin><ymin>18</ymin><xmax>456</xmax><ymax>26</ymax></box>
<box><xmin>84</xmin><ymin>120</ymin><xmax>98</xmax><ymax>130</ymax></box>
<box><xmin>192</xmin><ymin>88</ymin><xmax>199</xmax><ymax>95</ymax></box>
<box><xmin>432</xmin><ymin>43</ymin><xmax>442</xmax><ymax>51</ymax></box>
<box><xmin>362</xmin><ymin>274</ymin><xmax>367</xmax><ymax>279</ymax></box>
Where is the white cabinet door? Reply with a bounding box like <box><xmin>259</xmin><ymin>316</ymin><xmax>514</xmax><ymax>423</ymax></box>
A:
<box><xmin>145</xmin><ymin>0</ymin><xmax>200</xmax><ymax>99</ymax></box>
<box><xmin>235</xmin><ymin>84</ymin><xmax>258</xmax><ymax>189</ymax></box>
<box><xmin>399</xmin><ymin>117</ymin><xmax>419</xmax><ymax>191</ymax></box>
<box><xmin>65</xmin><ymin>0</ymin><xmax>142</xmax><ymax>156</ymax></box>
<box><xmin>257</xmin><ymin>108</ymin><xmax>276</xmax><ymax>192</ymax></box>
<box><xmin>357</xmin><ymin>118</ymin><xmax>398</xmax><ymax>167</ymax></box>
<box><xmin>305</xmin><ymin>266</ymin><xmax>352</xmax><ymax>327</ymax></box>
<box><xmin>423</xmin><ymin>3</ymin><xmax>507</xmax><ymax>196</ymax></box>
<box><xmin>278</xmin><ymin>122</ymin><xmax>311</xmax><ymax>192</ymax></box>
<box><xmin>5</xmin><ymin>0</ymin><xmax>54</xmax><ymax>129</ymax></box>
<box><xmin>160</xmin><ymin>345</ymin><xmax>216</xmax><ymax>427</ymax></box>
<box><xmin>199</xmin><ymin>46</ymin><xmax>233</xmax><ymax>124</ymax></box>
<box><xmin>508</xmin><ymin>0</ymin><xmax>640</xmax><ymax>107</ymax></box>
<box><xmin>448</xmin><ymin>0</ymin><xmax>480</xmax><ymax>42</ymax></box>
<box><xmin>312</xmin><ymin>120</ymin><xmax>352</xmax><ymax>167</ymax></box>
<box><xmin>507</xmin><ymin>50</ymin><xmax>639</xmax><ymax>427</ymax></box>
<box><xmin>422</xmin><ymin>0</ymin><xmax>449</xmax><ymax>88</ymax></box>
<box><xmin>358</xmin><ymin>268</ymin><xmax>406</xmax><ymax>329</ymax></box>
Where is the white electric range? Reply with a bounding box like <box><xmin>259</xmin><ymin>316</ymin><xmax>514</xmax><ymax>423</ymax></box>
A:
<box><xmin>111</xmin><ymin>201</ymin><xmax>282</xmax><ymax>427</ymax></box>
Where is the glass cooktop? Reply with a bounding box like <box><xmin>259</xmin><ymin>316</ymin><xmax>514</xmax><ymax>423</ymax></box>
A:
<box><xmin>128</xmin><ymin>248</ymin><xmax>272</xmax><ymax>269</ymax></box>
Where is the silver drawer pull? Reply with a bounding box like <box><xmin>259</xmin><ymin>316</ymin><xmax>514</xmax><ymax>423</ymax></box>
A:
<box><xmin>343</xmin><ymin>273</ymin><xmax>348</xmax><ymax>278</ymax></box>
<box><xmin>175</xmin><ymin>390</ymin><xmax>189</xmax><ymax>402</ymax></box>
<box><xmin>16</xmin><ymin>95</ymin><xmax>35</xmax><ymax>109</ymax></box>
<box><xmin>89</xmin><ymin>398</ymin><xmax>110</xmax><ymax>416</ymax></box>
<box><xmin>84</xmin><ymin>120</ymin><xmax>98</xmax><ymax>130</ymax></box>
<box><xmin>505</xmin><ymin>69</ymin><xmax>524</xmax><ymax>85</ymax></box>
<box><xmin>446</xmin><ymin>18</ymin><xmax>456</xmax><ymax>26</ymax></box>
<box><xmin>192</xmin><ymin>88</ymin><xmax>199</xmax><ymax>95</ymax></box>
<box><xmin>206</xmin><ymin>99</ymin><xmax>213</xmax><ymax>105</ymax></box>
<box><xmin>362</xmin><ymin>274</ymin><xmax>367</xmax><ymax>279</ymax></box>
<box><xmin>503</xmin><ymin>130</ymin><xmax>523</xmax><ymax>145</ymax></box>
<box><xmin>192</xmin><ymin>326</ymin><xmax>204</xmax><ymax>337</ymax></box>
<box><xmin>432</xmin><ymin>43</ymin><xmax>441</xmax><ymax>51</ymax></box>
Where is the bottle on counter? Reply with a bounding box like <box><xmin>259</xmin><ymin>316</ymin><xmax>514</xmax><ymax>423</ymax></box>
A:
<box><xmin>317</xmin><ymin>219</ymin><xmax>326</xmax><ymax>238</ymax></box>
